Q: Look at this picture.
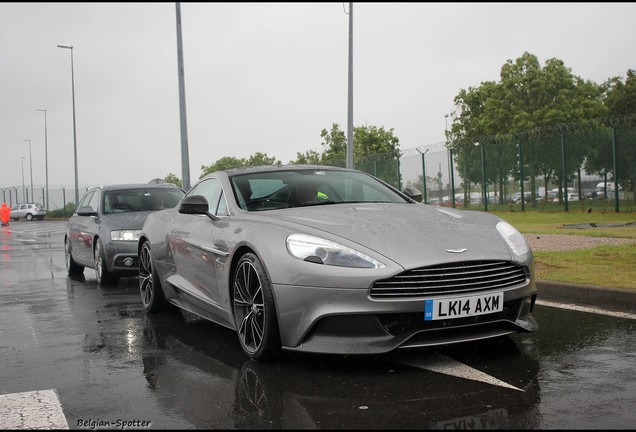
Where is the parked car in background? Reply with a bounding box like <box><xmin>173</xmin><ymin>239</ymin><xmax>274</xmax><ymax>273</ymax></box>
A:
<box><xmin>10</xmin><ymin>203</ymin><xmax>46</xmax><ymax>221</ymax></box>
<box><xmin>64</xmin><ymin>183</ymin><xmax>186</xmax><ymax>285</ymax></box>
<box><xmin>595</xmin><ymin>181</ymin><xmax>625</xmax><ymax>200</ymax></box>
<box><xmin>583</xmin><ymin>189</ymin><xmax>603</xmax><ymax>200</ymax></box>
<box><xmin>552</xmin><ymin>193</ymin><xmax>579</xmax><ymax>202</ymax></box>
<box><xmin>137</xmin><ymin>165</ymin><xmax>537</xmax><ymax>361</ymax></box>
<box><xmin>509</xmin><ymin>192</ymin><xmax>532</xmax><ymax>204</ymax></box>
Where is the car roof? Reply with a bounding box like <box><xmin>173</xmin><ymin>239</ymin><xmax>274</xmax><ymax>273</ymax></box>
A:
<box><xmin>98</xmin><ymin>183</ymin><xmax>183</xmax><ymax>192</ymax></box>
<box><xmin>218</xmin><ymin>164</ymin><xmax>358</xmax><ymax>177</ymax></box>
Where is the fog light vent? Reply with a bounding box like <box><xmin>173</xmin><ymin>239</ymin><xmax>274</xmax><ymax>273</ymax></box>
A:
<box><xmin>123</xmin><ymin>257</ymin><xmax>134</xmax><ymax>267</ymax></box>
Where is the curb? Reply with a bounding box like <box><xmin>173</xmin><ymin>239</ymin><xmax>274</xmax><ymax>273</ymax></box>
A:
<box><xmin>536</xmin><ymin>280</ymin><xmax>636</xmax><ymax>314</ymax></box>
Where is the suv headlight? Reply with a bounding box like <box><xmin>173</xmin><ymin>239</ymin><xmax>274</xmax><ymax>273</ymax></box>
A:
<box><xmin>496</xmin><ymin>221</ymin><xmax>530</xmax><ymax>256</ymax></box>
<box><xmin>286</xmin><ymin>234</ymin><xmax>386</xmax><ymax>269</ymax></box>
<box><xmin>110</xmin><ymin>230</ymin><xmax>142</xmax><ymax>241</ymax></box>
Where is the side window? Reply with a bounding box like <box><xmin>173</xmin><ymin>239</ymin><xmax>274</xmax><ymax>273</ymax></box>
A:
<box><xmin>188</xmin><ymin>179</ymin><xmax>228</xmax><ymax>217</ymax></box>
<box><xmin>78</xmin><ymin>192</ymin><xmax>94</xmax><ymax>210</ymax></box>
<box><xmin>87</xmin><ymin>191</ymin><xmax>100</xmax><ymax>213</ymax></box>
<box><xmin>216</xmin><ymin>190</ymin><xmax>229</xmax><ymax>216</ymax></box>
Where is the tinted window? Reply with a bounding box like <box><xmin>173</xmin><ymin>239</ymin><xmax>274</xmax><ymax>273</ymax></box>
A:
<box><xmin>103</xmin><ymin>188</ymin><xmax>185</xmax><ymax>214</ymax></box>
<box><xmin>78</xmin><ymin>192</ymin><xmax>94</xmax><ymax>210</ymax></box>
<box><xmin>229</xmin><ymin>169</ymin><xmax>408</xmax><ymax>211</ymax></box>
<box><xmin>87</xmin><ymin>191</ymin><xmax>100</xmax><ymax>212</ymax></box>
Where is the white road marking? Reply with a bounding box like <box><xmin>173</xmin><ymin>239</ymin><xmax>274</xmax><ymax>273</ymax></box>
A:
<box><xmin>0</xmin><ymin>389</ymin><xmax>69</xmax><ymax>429</ymax></box>
<box><xmin>537</xmin><ymin>299</ymin><xmax>636</xmax><ymax>320</ymax></box>
<box><xmin>396</xmin><ymin>352</ymin><xmax>524</xmax><ymax>392</ymax></box>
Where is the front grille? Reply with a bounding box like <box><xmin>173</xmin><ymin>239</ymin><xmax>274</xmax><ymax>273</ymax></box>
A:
<box><xmin>370</xmin><ymin>260</ymin><xmax>528</xmax><ymax>298</ymax></box>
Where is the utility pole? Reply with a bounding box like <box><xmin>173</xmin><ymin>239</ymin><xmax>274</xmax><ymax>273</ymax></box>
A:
<box><xmin>175</xmin><ymin>2</ymin><xmax>191</xmax><ymax>190</ymax></box>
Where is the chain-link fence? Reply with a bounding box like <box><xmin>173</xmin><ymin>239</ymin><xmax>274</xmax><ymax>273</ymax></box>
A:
<box><xmin>2</xmin><ymin>116</ymin><xmax>634</xmax><ymax>214</ymax></box>
<box><xmin>0</xmin><ymin>185</ymin><xmax>97</xmax><ymax>217</ymax></box>
<box><xmin>322</xmin><ymin>115</ymin><xmax>636</xmax><ymax>213</ymax></box>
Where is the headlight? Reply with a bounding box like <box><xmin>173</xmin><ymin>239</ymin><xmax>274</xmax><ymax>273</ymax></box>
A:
<box><xmin>286</xmin><ymin>234</ymin><xmax>386</xmax><ymax>269</ymax></box>
<box><xmin>110</xmin><ymin>230</ymin><xmax>142</xmax><ymax>241</ymax></box>
<box><xmin>496</xmin><ymin>221</ymin><xmax>530</xmax><ymax>256</ymax></box>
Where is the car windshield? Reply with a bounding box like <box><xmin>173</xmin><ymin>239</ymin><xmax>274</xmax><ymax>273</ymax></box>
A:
<box><xmin>103</xmin><ymin>188</ymin><xmax>185</xmax><ymax>214</ymax></box>
<box><xmin>230</xmin><ymin>168</ymin><xmax>409</xmax><ymax>211</ymax></box>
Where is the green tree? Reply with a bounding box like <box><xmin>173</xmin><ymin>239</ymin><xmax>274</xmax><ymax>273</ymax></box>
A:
<box><xmin>200</xmin><ymin>153</ymin><xmax>281</xmax><ymax>178</ymax></box>
<box><xmin>593</xmin><ymin>69</ymin><xmax>636</xmax><ymax>201</ymax></box>
<box><xmin>319</xmin><ymin>123</ymin><xmax>347</xmax><ymax>166</ymax></box>
<box><xmin>291</xmin><ymin>123</ymin><xmax>402</xmax><ymax>187</ymax></box>
<box><xmin>163</xmin><ymin>173</ymin><xmax>182</xmax><ymax>188</ymax></box>
<box><xmin>353</xmin><ymin>124</ymin><xmax>401</xmax><ymax>188</ymax></box>
<box><xmin>604</xmin><ymin>69</ymin><xmax>636</xmax><ymax>114</ymax></box>
<box><xmin>292</xmin><ymin>149</ymin><xmax>323</xmax><ymax>165</ymax></box>
<box><xmin>451</xmin><ymin>52</ymin><xmax>606</xmax><ymax>206</ymax></box>
<box><xmin>245</xmin><ymin>152</ymin><xmax>281</xmax><ymax>167</ymax></box>
<box><xmin>452</xmin><ymin>80</ymin><xmax>504</xmax><ymax>206</ymax></box>
<box><xmin>200</xmin><ymin>156</ymin><xmax>246</xmax><ymax>178</ymax></box>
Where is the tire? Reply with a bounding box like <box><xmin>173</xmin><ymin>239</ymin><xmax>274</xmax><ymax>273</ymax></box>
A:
<box><xmin>139</xmin><ymin>241</ymin><xmax>167</xmax><ymax>311</ymax></box>
<box><xmin>26</xmin><ymin>213</ymin><xmax>33</xmax><ymax>221</ymax></box>
<box><xmin>65</xmin><ymin>237</ymin><xmax>85</xmax><ymax>275</ymax></box>
<box><xmin>232</xmin><ymin>253</ymin><xmax>281</xmax><ymax>361</ymax></box>
<box><xmin>94</xmin><ymin>238</ymin><xmax>119</xmax><ymax>285</ymax></box>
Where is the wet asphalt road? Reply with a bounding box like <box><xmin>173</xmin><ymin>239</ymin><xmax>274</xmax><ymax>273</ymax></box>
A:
<box><xmin>1</xmin><ymin>220</ymin><xmax>636</xmax><ymax>429</ymax></box>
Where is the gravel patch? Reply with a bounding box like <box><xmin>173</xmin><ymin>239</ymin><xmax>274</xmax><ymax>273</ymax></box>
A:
<box><xmin>525</xmin><ymin>234</ymin><xmax>636</xmax><ymax>252</ymax></box>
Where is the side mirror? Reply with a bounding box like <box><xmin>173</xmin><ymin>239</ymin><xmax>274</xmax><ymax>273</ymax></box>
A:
<box><xmin>178</xmin><ymin>195</ymin><xmax>218</xmax><ymax>220</ymax></box>
<box><xmin>179</xmin><ymin>195</ymin><xmax>209</xmax><ymax>215</ymax></box>
<box><xmin>77</xmin><ymin>206</ymin><xmax>97</xmax><ymax>217</ymax></box>
<box><xmin>402</xmin><ymin>187</ymin><xmax>423</xmax><ymax>203</ymax></box>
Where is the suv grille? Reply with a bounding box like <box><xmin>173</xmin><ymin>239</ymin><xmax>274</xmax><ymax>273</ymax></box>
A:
<box><xmin>370</xmin><ymin>260</ymin><xmax>528</xmax><ymax>298</ymax></box>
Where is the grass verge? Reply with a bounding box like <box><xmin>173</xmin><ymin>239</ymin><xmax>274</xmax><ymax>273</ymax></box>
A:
<box><xmin>492</xmin><ymin>210</ymin><xmax>636</xmax><ymax>290</ymax></box>
<box><xmin>534</xmin><ymin>245</ymin><xmax>636</xmax><ymax>289</ymax></box>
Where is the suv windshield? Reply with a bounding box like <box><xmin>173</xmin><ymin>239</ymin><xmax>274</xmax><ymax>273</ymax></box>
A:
<box><xmin>103</xmin><ymin>188</ymin><xmax>185</xmax><ymax>214</ymax></box>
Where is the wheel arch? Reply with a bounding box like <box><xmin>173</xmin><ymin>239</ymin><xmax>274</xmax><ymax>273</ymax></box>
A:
<box><xmin>228</xmin><ymin>245</ymin><xmax>256</xmax><ymax>304</ymax></box>
<box><xmin>92</xmin><ymin>234</ymin><xmax>100</xmax><ymax>258</ymax></box>
<box><xmin>138</xmin><ymin>234</ymin><xmax>150</xmax><ymax>257</ymax></box>
<box><xmin>228</xmin><ymin>245</ymin><xmax>277</xmax><ymax>307</ymax></box>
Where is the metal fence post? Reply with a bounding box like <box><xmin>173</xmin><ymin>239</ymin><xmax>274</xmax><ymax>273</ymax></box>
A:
<box><xmin>612</xmin><ymin>127</ymin><xmax>619</xmax><ymax>213</ymax></box>
<box><xmin>561</xmin><ymin>132</ymin><xmax>568</xmax><ymax>212</ymax></box>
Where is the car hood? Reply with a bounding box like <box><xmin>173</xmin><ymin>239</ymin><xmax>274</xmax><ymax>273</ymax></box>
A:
<box><xmin>261</xmin><ymin>204</ymin><xmax>516</xmax><ymax>269</ymax></box>
<box><xmin>98</xmin><ymin>211</ymin><xmax>153</xmax><ymax>230</ymax></box>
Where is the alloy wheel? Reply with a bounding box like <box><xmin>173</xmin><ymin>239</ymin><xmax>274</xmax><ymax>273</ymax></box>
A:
<box><xmin>139</xmin><ymin>244</ymin><xmax>155</xmax><ymax>308</ymax></box>
<box><xmin>233</xmin><ymin>261</ymin><xmax>265</xmax><ymax>354</ymax></box>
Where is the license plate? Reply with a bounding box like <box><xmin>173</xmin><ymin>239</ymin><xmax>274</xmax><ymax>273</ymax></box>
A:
<box><xmin>424</xmin><ymin>292</ymin><xmax>503</xmax><ymax>321</ymax></box>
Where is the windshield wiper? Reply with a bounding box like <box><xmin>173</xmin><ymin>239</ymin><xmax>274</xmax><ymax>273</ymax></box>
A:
<box><xmin>290</xmin><ymin>200</ymin><xmax>337</xmax><ymax>207</ymax></box>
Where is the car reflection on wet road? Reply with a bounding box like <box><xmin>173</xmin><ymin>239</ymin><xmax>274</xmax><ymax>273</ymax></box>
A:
<box><xmin>1</xmin><ymin>221</ymin><xmax>636</xmax><ymax>429</ymax></box>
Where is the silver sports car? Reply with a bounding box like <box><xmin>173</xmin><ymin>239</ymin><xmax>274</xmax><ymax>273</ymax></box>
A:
<box><xmin>138</xmin><ymin>165</ymin><xmax>537</xmax><ymax>361</ymax></box>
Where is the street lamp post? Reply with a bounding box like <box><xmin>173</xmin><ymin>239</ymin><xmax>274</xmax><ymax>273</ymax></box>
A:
<box><xmin>21</xmin><ymin>157</ymin><xmax>26</xmax><ymax>202</ymax></box>
<box><xmin>36</xmin><ymin>108</ymin><xmax>49</xmax><ymax>211</ymax></box>
<box><xmin>346</xmin><ymin>1</ymin><xmax>354</xmax><ymax>169</ymax></box>
<box><xmin>174</xmin><ymin>4</ymin><xmax>191</xmax><ymax>191</ymax></box>
<box><xmin>445</xmin><ymin>114</ymin><xmax>456</xmax><ymax>208</ymax></box>
<box><xmin>57</xmin><ymin>44</ymin><xmax>80</xmax><ymax>207</ymax></box>
<box><xmin>416</xmin><ymin>148</ymin><xmax>429</xmax><ymax>204</ymax></box>
<box><xmin>23</xmin><ymin>139</ymin><xmax>33</xmax><ymax>202</ymax></box>
<box><xmin>474</xmin><ymin>142</ymin><xmax>488</xmax><ymax>211</ymax></box>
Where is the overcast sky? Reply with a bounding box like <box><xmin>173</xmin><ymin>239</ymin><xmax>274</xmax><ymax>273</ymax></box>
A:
<box><xmin>1</xmin><ymin>2</ymin><xmax>635</xmax><ymax>192</ymax></box>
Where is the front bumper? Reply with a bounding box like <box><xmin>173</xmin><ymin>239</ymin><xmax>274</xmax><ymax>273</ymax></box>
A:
<box><xmin>105</xmin><ymin>241</ymin><xmax>139</xmax><ymax>275</ymax></box>
<box><xmin>272</xmin><ymin>282</ymin><xmax>537</xmax><ymax>355</ymax></box>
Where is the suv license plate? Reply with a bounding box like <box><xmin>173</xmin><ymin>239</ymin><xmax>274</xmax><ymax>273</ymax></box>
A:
<box><xmin>424</xmin><ymin>292</ymin><xmax>503</xmax><ymax>321</ymax></box>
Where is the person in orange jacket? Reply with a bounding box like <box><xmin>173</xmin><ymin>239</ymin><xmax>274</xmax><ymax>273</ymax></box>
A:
<box><xmin>0</xmin><ymin>203</ymin><xmax>10</xmax><ymax>226</ymax></box>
